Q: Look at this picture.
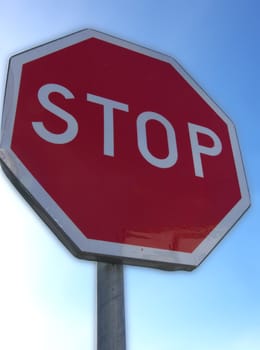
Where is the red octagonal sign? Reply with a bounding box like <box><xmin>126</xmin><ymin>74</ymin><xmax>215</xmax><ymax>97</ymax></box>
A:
<box><xmin>0</xmin><ymin>29</ymin><xmax>250</xmax><ymax>270</ymax></box>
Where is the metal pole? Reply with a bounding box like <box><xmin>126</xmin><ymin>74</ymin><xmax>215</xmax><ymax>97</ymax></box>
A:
<box><xmin>97</xmin><ymin>262</ymin><xmax>126</xmax><ymax>350</ymax></box>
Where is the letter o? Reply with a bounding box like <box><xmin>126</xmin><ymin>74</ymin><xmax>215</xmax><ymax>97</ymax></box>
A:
<box><xmin>137</xmin><ymin>111</ymin><xmax>178</xmax><ymax>168</ymax></box>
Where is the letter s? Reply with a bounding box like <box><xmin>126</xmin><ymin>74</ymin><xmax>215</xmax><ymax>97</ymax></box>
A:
<box><xmin>32</xmin><ymin>83</ymin><xmax>78</xmax><ymax>144</ymax></box>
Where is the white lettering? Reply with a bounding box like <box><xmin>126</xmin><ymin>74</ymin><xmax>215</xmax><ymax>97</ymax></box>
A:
<box><xmin>87</xmin><ymin>94</ymin><xmax>129</xmax><ymax>156</ymax></box>
<box><xmin>33</xmin><ymin>86</ymin><xmax>222</xmax><ymax>178</ymax></box>
<box><xmin>188</xmin><ymin>123</ymin><xmax>222</xmax><ymax>178</ymax></box>
<box><xmin>137</xmin><ymin>111</ymin><xmax>178</xmax><ymax>168</ymax></box>
<box><xmin>32</xmin><ymin>84</ymin><xmax>78</xmax><ymax>144</ymax></box>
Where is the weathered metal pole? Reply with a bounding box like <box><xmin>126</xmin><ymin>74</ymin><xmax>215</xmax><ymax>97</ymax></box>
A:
<box><xmin>97</xmin><ymin>262</ymin><xmax>126</xmax><ymax>350</ymax></box>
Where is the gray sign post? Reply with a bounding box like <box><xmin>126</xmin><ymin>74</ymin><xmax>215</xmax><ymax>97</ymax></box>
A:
<box><xmin>97</xmin><ymin>262</ymin><xmax>126</xmax><ymax>350</ymax></box>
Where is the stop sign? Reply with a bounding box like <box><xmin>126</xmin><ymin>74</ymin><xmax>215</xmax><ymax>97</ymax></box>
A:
<box><xmin>0</xmin><ymin>29</ymin><xmax>249</xmax><ymax>270</ymax></box>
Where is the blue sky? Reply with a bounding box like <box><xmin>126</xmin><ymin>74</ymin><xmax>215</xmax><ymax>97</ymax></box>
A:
<box><xmin>0</xmin><ymin>1</ymin><xmax>259</xmax><ymax>349</ymax></box>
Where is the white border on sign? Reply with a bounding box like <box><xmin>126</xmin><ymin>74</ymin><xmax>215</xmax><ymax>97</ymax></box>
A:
<box><xmin>0</xmin><ymin>29</ymin><xmax>250</xmax><ymax>270</ymax></box>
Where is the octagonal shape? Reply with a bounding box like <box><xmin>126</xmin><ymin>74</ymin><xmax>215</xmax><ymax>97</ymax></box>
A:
<box><xmin>0</xmin><ymin>29</ymin><xmax>250</xmax><ymax>270</ymax></box>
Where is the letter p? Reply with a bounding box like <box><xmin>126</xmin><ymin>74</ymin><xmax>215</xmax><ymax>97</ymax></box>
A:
<box><xmin>188</xmin><ymin>123</ymin><xmax>222</xmax><ymax>178</ymax></box>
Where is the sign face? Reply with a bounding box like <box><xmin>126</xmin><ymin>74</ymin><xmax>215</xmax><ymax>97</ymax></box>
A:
<box><xmin>0</xmin><ymin>29</ymin><xmax>250</xmax><ymax>270</ymax></box>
